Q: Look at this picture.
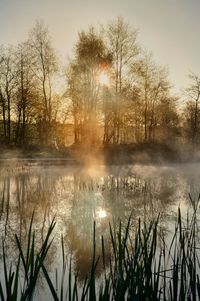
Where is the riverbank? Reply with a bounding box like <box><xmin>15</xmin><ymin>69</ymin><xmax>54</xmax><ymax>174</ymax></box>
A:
<box><xmin>0</xmin><ymin>142</ymin><xmax>198</xmax><ymax>165</ymax></box>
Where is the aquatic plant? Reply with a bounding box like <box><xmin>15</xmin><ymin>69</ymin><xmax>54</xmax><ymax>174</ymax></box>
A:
<box><xmin>0</xmin><ymin>197</ymin><xmax>200</xmax><ymax>300</ymax></box>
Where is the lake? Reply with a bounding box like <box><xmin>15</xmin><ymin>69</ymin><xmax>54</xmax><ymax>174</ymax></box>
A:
<box><xmin>0</xmin><ymin>162</ymin><xmax>199</xmax><ymax>299</ymax></box>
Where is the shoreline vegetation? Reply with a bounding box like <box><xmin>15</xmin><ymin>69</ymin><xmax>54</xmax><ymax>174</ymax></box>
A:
<box><xmin>0</xmin><ymin>142</ymin><xmax>199</xmax><ymax>165</ymax></box>
<box><xmin>0</xmin><ymin>18</ymin><xmax>200</xmax><ymax>160</ymax></box>
<box><xmin>0</xmin><ymin>203</ymin><xmax>200</xmax><ymax>300</ymax></box>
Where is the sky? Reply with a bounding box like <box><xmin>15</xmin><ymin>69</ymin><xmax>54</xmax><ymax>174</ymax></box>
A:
<box><xmin>0</xmin><ymin>0</ymin><xmax>200</xmax><ymax>93</ymax></box>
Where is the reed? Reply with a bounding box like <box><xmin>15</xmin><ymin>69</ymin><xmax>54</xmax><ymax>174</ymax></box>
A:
<box><xmin>0</xmin><ymin>196</ymin><xmax>200</xmax><ymax>300</ymax></box>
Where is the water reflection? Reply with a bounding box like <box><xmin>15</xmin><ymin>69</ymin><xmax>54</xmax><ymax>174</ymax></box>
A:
<box><xmin>96</xmin><ymin>207</ymin><xmax>107</xmax><ymax>219</ymax></box>
<box><xmin>0</xmin><ymin>163</ymin><xmax>199</xmax><ymax>283</ymax></box>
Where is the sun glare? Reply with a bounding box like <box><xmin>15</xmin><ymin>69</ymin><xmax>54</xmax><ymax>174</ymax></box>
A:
<box><xmin>96</xmin><ymin>208</ymin><xmax>107</xmax><ymax>219</ymax></box>
<box><xmin>99</xmin><ymin>71</ymin><xmax>110</xmax><ymax>86</ymax></box>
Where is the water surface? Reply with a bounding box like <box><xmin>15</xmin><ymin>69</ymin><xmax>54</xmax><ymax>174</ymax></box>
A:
<box><xmin>0</xmin><ymin>162</ymin><xmax>199</xmax><ymax>298</ymax></box>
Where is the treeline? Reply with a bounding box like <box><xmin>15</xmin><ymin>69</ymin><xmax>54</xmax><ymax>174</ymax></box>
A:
<box><xmin>0</xmin><ymin>17</ymin><xmax>199</xmax><ymax>148</ymax></box>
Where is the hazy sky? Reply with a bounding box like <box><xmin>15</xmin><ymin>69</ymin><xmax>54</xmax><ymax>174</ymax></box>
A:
<box><xmin>0</xmin><ymin>0</ymin><xmax>200</xmax><ymax>92</ymax></box>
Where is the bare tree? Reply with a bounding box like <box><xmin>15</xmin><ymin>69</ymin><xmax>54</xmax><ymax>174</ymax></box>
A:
<box><xmin>14</xmin><ymin>42</ymin><xmax>39</xmax><ymax>144</ymax></box>
<box><xmin>131</xmin><ymin>52</ymin><xmax>170</xmax><ymax>142</ymax></box>
<box><xmin>184</xmin><ymin>73</ymin><xmax>200</xmax><ymax>144</ymax></box>
<box><xmin>28</xmin><ymin>20</ymin><xmax>57</xmax><ymax>144</ymax></box>
<box><xmin>105</xmin><ymin>17</ymin><xmax>139</xmax><ymax>144</ymax></box>
<box><xmin>0</xmin><ymin>47</ymin><xmax>17</xmax><ymax>143</ymax></box>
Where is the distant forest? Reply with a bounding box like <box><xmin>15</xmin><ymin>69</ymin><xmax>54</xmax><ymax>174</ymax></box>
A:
<box><xmin>0</xmin><ymin>17</ymin><xmax>199</xmax><ymax>148</ymax></box>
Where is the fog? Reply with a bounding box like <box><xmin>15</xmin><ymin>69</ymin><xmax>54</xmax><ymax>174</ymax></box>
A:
<box><xmin>0</xmin><ymin>158</ymin><xmax>200</xmax><ymax>299</ymax></box>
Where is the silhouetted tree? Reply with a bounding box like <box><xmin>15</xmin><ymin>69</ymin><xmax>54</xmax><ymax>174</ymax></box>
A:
<box><xmin>184</xmin><ymin>73</ymin><xmax>200</xmax><ymax>145</ymax></box>
<box><xmin>14</xmin><ymin>42</ymin><xmax>39</xmax><ymax>144</ymax></box>
<box><xmin>67</xmin><ymin>27</ymin><xmax>111</xmax><ymax>146</ymax></box>
<box><xmin>28</xmin><ymin>20</ymin><xmax>57</xmax><ymax>144</ymax></box>
<box><xmin>105</xmin><ymin>17</ymin><xmax>139</xmax><ymax>144</ymax></box>
<box><xmin>131</xmin><ymin>52</ymin><xmax>172</xmax><ymax>142</ymax></box>
<box><xmin>0</xmin><ymin>47</ymin><xmax>17</xmax><ymax>143</ymax></box>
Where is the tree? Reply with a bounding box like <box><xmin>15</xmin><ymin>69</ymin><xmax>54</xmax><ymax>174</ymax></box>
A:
<box><xmin>28</xmin><ymin>20</ymin><xmax>57</xmax><ymax>144</ymax></box>
<box><xmin>0</xmin><ymin>46</ymin><xmax>17</xmax><ymax>143</ymax></box>
<box><xmin>184</xmin><ymin>73</ymin><xmax>200</xmax><ymax>145</ymax></box>
<box><xmin>14</xmin><ymin>42</ymin><xmax>39</xmax><ymax>144</ymax></box>
<box><xmin>105</xmin><ymin>17</ymin><xmax>139</xmax><ymax>144</ymax></box>
<box><xmin>67</xmin><ymin>27</ymin><xmax>111</xmax><ymax>146</ymax></box>
<box><xmin>157</xmin><ymin>95</ymin><xmax>179</xmax><ymax>142</ymax></box>
<box><xmin>131</xmin><ymin>53</ymin><xmax>171</xmax><ymax>142</ymax></box>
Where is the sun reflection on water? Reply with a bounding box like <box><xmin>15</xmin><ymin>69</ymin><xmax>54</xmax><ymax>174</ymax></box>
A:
<box><xmin>96</xmin><ymin>208</ymin><xmax>107</xmax><ymax>219</ymax></box>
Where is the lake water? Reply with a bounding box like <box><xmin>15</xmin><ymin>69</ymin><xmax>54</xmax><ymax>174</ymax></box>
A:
<box><xmin>0</xmin><ymin>162</ymin><xmax>200</xmax><ymax>299</ymax></box>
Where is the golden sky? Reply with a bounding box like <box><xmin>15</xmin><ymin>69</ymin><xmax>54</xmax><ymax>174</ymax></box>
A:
<box><xmin>0</xmin><ymin>0</ymin><xmax>200</xmax><ymax>92</ymax></box>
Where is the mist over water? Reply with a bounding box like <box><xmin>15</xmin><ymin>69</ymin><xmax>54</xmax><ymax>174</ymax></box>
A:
<box><xmin>0</xmin><ymin>162</ymin><xmax>200</xmax><ymax>299</ymax></box>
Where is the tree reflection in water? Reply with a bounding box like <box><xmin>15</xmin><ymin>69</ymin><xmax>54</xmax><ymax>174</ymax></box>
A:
<box><xmin>0</xmin><ymin>163</ymin><xmax>198</xmax><ymax>283</ymax></box>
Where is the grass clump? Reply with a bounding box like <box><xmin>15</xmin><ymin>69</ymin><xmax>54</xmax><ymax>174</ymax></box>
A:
<box><xmin>0</xmin><ymin>213</ymin><xmax>56</xmax><ymax>301</ymax></box>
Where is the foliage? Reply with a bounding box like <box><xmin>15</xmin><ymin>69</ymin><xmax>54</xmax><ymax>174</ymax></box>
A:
<box><xmin>0</xmin><ymin>18</ymin><xmax>199</xmax><ymax>148</ymax></box>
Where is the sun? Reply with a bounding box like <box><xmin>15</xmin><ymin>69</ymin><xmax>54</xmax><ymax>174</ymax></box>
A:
<box><xmin>99</xmin><ymin>71</ymin><xmax>110</xmax><ymax>86</ymax></box>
